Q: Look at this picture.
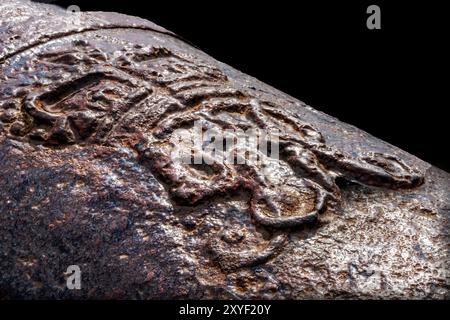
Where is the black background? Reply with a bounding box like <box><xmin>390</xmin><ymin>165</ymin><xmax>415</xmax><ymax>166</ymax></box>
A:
<box><xmin>35</xmin><ymin>0</ymin><xmax>448</xmax><ymax>171</ymax></box>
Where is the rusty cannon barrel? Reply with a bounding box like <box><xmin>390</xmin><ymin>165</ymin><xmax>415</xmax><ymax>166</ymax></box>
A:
<box><xmin>0</xmin><ymin>0</ymin><xmax>448</xmax><ymax>299</ymax></box>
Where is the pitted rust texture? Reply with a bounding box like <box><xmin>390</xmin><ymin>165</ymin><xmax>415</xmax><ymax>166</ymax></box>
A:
<box><xmin>0</xmin><ymin>0</ymin><xmax>448</xmax><ymax>299</ymax></box>
<box><xmin>0</xmin><ymin>41</ymin><xmax>425</xmax><ymax>270</ymax></box>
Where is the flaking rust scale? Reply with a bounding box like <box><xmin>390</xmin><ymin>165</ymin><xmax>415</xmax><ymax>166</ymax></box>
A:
<box><xmin>0</xmin><ymin>0</ymin><xmax>448</xmax><ymax>299</ymax></box>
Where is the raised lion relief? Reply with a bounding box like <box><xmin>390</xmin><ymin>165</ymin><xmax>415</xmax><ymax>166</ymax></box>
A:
<box><xmin>0</xmin><ymin>41</ymin><xmax>424</xmax><ymax>271</ymax></box>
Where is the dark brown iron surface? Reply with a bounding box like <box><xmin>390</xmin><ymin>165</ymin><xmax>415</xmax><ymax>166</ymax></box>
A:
<box><xmin>0</xmin><ymin>0</ymin><xmax>448</xmax><ymax>299</ymax></box>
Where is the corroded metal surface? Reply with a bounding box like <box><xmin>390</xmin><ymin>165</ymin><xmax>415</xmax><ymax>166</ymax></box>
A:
<box><xmin>0</xmin><ymin>0</ymin><xmax>449</xmax><ymax>299</ymax></box>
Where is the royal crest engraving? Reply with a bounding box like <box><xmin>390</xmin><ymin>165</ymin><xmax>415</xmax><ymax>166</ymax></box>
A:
<box><xmin>0</xmin><ymin>41</ymin><xmax>424</xmax><ymax>271</ymax></box>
